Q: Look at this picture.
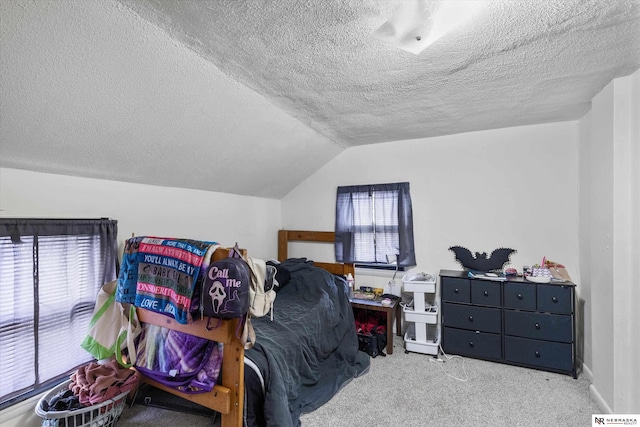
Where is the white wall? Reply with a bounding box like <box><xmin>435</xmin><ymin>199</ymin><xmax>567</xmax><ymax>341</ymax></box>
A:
<box><xmin>579</xmin><ymin>69</ymin><xmax>640</xmax><ymax>413</ymax></box>
<box><xmin>281</xmin><ymin>121</ymin><xmax>581</xmax><ymax>316</ymax></box>
<box><xmin>0</xmin><ymin>167</ymin><xmax>282</xmax><ymax>427</ymax></box>
<box><xmin>0</xmin><ymin>168</ymin><xmax>281</xmax><ymax>259</ymax></box>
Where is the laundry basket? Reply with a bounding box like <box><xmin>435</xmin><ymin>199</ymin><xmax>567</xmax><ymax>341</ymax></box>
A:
<box><xmin>35</xmin><ymin>379</ymin><xmax>129</xmax><ymax>427</ymax></box>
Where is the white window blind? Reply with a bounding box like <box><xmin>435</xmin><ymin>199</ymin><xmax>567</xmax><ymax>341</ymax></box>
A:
<box><xmin>350</xmin><ymin>189</ymin><xmax>400</xmax><ymax>263</ymax></box>
<box><xmin>0</xmin><ymin>220</ymin><xmax>117</xmax><ymax>407</ymax></box>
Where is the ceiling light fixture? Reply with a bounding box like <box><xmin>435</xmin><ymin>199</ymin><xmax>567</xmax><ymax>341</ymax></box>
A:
<box><xmin>372</xmin><ymin>0</ymin><xmax>482</xmax><ymax>55</ymax></box>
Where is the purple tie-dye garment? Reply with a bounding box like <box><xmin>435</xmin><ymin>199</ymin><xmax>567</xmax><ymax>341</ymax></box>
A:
<box><xmin>135</xmin><ymin>324</ymin><xmax>223</xmax><ymax>393</ymax></box>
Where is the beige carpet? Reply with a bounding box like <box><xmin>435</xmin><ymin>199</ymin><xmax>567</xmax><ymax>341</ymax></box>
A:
<box><xmin>118</xmin><ymin>336</ymin><xmax>599</xmax><ymax>427</ymax></box>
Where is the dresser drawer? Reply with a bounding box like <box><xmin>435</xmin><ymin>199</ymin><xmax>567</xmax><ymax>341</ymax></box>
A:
<box><xmin>504</xmin><ymin>310</ymin><xmax>572</xmax><ymax>343</ymax></box>
<box><xmin>537</xmin><ymin>284</ymin><xmax>572</xmax><ymax>314</ymax></box>
<box><xmin>441</xmin><ymin>277</ymin><xmax>470</xmax><ymax>303</ymax></box>
<box><xmin>504</xmin><ymin>336</ymin><xmax>573</xmax><ymax>373</ymax></box>
<box><xmin>504</xmin><ymin>282</ymin><xmax>536</xmax><ymax>310</ymax></box>
<box><xmin>443</xmin><ymin>327</ymin><xmax>501</xmax><ymax>360</ymax></box>
<box><xmin>471</xmin><ymin>280</ymin><xmax>501</xmax><ymax>307</ymax></box>
<box><xmin>442</xmin><ymin>303</ymin><xmax>501</xmax><ymax>333</ymax></box>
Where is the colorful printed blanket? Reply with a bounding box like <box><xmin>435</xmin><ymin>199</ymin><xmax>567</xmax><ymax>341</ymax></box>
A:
<box><xmin>116</xmin><ymin>236</ymin><xmax>218</xmax><ymax>324</ymax></box>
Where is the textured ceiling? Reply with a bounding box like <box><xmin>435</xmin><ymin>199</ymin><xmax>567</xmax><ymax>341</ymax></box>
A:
<box><xmin>1</xmin><ymin>0</ymin><xmax>639</xmax><ymax>198</ymax></box>
<box><xmin>116</xmin><ymin>0</ymin><xmax>640</xmax><ymax>144</ymax></box>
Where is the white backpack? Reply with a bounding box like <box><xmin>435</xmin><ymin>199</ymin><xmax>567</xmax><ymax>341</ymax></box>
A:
<box><xmin>245</xmin><ymin>257</ymin><xmax>277</xmax><ymax>320</ymax></box>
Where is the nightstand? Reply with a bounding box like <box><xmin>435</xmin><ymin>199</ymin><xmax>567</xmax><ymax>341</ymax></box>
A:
<box><xmin>350</xmin><ymin>297</ymin><xmax>402</xmax><ymax>354</ymax></box>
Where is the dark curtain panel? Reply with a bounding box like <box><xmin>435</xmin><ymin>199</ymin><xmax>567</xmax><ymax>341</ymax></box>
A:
<box><xmin>0</xmin><ymin>218</ymin><xmax>119</xmax><ymax>283</ymax></box>
<box><xmin>396</xmin><ymin>183</ymin><xmax>416</xmax><ymax>267</ymax></box>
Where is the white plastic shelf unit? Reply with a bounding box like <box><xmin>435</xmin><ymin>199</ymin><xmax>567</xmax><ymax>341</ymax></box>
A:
<box><xmin>402</xmin><ymin>272</ymin><xmax>440</xmax><ymax>356</ymax></box>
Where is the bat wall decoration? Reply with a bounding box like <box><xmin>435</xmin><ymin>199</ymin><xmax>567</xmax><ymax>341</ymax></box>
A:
<box><xmin>449</xmin><ymin>246</ymin><xmax>516</xmax><ymax>272</ymax></box>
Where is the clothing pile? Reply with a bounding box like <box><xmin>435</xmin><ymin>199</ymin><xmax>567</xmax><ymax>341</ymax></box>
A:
<box><xmin>69</xmin><ymin>360</ymin><xmax>138</xmax><ymax>406</ymax></box>
<box><xmin>134</xmin><ymin>323</ymin><xmax>223</xmax><ymax>394</ymax></box>
<box><xmin>40</xmin><ymin>388</ymin><xmax>83</xmax><ymax>412</ymax></box>
<box><xmin>355</xmin><ymin>310</ymin><xmax>387</xmax><ymax>336</ymax></box>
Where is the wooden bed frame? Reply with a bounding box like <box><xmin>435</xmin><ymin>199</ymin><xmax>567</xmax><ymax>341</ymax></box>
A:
<box><xmin>134</xmin><ymin>230</ymin><xmax>353</xmax><ymax>427</ymax></box>
<box><xmin>277</xmin><ymin>230</ymin><xmax>354</xmax><ymax>277</ymax></box>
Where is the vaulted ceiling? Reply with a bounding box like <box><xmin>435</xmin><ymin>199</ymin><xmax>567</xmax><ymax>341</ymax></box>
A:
<box><xmin>1</xmin><ymin>1</ymin><xmax>639</xmax><ymax>198</ymax></box>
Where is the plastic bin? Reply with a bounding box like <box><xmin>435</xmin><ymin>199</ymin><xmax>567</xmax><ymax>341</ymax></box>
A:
<box><xmin>403</xmin><ymin>303</ymin><xmax>438</xmax><ymax>324</ymax></box>
<box><xmin>35</xmin><ymin>380</ymin><xmax>129</xmax><ymax>427</ymax></box>
<box><xmin>402</xmin><ymin>272</ymin><xmax>436</xmax><ymax>293</ymax></box>
<box><xmin>404</xmin><ymin>323</ymin><xmax>440</xmax><ymax>356</ymax></box>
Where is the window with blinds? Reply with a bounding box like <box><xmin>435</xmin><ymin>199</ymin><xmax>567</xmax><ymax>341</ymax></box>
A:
<box><xmin>0</xmin><ymin>219</ymin><xmax>117</xmax><ymax>408</ymax></box>
<box><xmin>335</xmin><ymin>183</ymin><xmax>416</xmax><ymax>268</ymax></box>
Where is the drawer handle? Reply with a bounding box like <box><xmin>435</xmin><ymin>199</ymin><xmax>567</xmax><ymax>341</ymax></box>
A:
<box><xmin>454</xmin><ymin>288</ymin><xmax>459</xmax><ymax>294</ymax></box>
<box><xmin>469</xmin><ymin>341</ymin><xmax>474</xmax><ymax>348</ymax></box>
<box><xmin>535</xmin><ymin>351</ymin><xmax>541</xmax><ymax>358</ymax></box>
<box><xmin>517</xmin><ymin>293</ymin><xmax>523</xmax><ymax>300</ymax></box>
<box><xmin>484</xmin><ymin>291</ymin><xmax>489</xmax><ymax>297</ymax></box>
<box><xmin>468</xmin><ymin>316</ymin><xmax>474</xmax><ymax>322</ymax></box>
<box><xmin>552</xmin><ymin>297</ymin><xmax>558</xmax><ymax>303</ymax></box>
<box><xmin>535</xmin><ymin>323</ymin><xmax>541</xmax><ymax>330</ymax></box>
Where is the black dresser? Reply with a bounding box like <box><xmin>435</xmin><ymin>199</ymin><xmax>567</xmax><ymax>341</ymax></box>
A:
<box><xmin>440</xmin><ymin>269</ymin><xmax>576</xmax><ymax>378</ymax></box>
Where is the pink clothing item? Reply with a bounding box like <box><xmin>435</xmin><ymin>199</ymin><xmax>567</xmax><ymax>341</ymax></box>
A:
<box><xmin>70</xmin><ymin>360</ymin><xmax>137</xmax><ymax>406</ymax></box>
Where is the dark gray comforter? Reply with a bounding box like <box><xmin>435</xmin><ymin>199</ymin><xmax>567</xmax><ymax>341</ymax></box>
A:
<box><xmin>245</xmin><ymin>258</ymin><xmax>370</xmax><ymax>427</ymax></box>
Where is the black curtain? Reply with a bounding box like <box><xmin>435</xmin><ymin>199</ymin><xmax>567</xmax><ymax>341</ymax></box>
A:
<box><xmin>0</xmin><ymin>218</ymin><xmax>119</xmax><ymax>283</ymax></box>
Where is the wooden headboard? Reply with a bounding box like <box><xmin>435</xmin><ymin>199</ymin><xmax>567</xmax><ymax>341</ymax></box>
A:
<box><xmin>277</xmin><ymin>230</ymin><xmax>355</xmax><ymax>277</ymax></box>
